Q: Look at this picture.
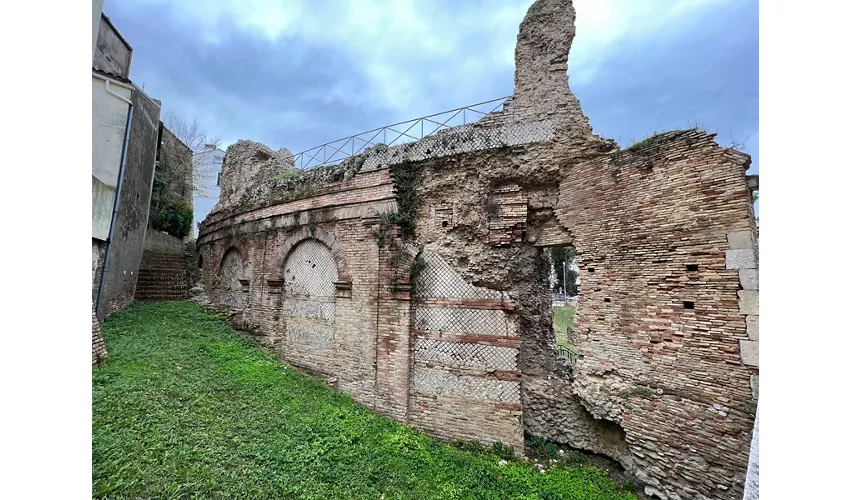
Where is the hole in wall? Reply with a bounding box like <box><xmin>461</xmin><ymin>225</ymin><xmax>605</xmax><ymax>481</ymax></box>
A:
<box><xmin>683</xmin><ymin>301</ymin><xmax>695</xmax><ymax>309</ymax></box>
<box><xmin>604</xmin><ymin>298</ymin><xmax>611</xmax><ymax>303</ymax></box>
<box><xmin>588</xmin><ymin>267</ymin><xmax>595</xmax><ymax>273</ymax></box>
<box><xmin>686</xmin><ymin>264</ymin><xmax>699</xmax><ymax>272</ymax></box>
<box><xmin>442</xmin><ymin>220</ymin><xmax>448</xmax><ymax>228</ymax></box>
<box><xmin>544</xmin><ymin>245</ymin><xmax>580</xmax><ymax>365</ymax></box>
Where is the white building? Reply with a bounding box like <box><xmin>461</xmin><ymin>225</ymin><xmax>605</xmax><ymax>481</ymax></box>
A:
<box><xmin>192</xmin><ymin>144</ymin><xmax>225</xmax><ymax>236</ymax></box>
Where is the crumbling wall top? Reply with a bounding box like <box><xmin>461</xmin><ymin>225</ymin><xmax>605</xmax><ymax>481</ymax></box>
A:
<box><xmin>214</xmin><ymin>140</ymin><xmax>295</xmax><ymax>213</ymax></box>
<box><xmin>507</xmin><ymin>0</ymin><xmax>595</xmax><ymax>140</ymax></box>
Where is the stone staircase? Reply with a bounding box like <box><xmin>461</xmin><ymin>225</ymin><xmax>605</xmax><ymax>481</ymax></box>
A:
<box><xmin>135</xmin><ymin>250</ymin><xmax>188</xmax><ymax>301</ymax></box>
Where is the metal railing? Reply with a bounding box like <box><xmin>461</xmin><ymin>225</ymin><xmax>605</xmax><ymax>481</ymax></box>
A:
<box><xmin>558</xmin><ymin>344</ymin><xmax>577</xmax><ymax>366</ymax></box>
<box><xmin>286</xmin><ymin>96</ymin><xmax>510</xmax><ymax>170</ymax></box>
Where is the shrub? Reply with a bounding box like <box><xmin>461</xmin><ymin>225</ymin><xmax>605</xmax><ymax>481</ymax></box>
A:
<box><xmin>151</xmin><ymin>200</ymin><xmax>193</xmax><ymax>238</ymax></box>
<box><xmin>491</xmin><ymin>441</ymin><xmax>517</xmax><ymax>462</ymax></box>
<box><xmin>527</xmin><ymin>435</ymin><xmax>560</xmax><ymax>461</ymax></box>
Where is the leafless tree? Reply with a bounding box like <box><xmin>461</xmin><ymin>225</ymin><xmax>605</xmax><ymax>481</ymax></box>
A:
<box><xmin>727</xmin><ymin>131</ymin><xmax>751</xmax><ymax>152</ymax></box>
<box><xmin>161</xmin><ymin>111</ymin><xmax>221</xmax><ymax>198</ymax></box>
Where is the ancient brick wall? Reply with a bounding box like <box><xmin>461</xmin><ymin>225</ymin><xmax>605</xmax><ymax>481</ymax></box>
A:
<box><xmin>197</xmin><ymin>167</ymin><xmax>397</xmax><ymax>409</ymax></box>
<box><xmin>93</xmin><ymin>240</ymin><xmax>108</xmax><ymax>366</ymax></box>
<box><xmin>92</xmin><ymin>303</ymin><xmax>107</xmax><ymax>366</ymax></box>
<box><xmin>522</xmin><ymin>130</ymin><xmax>758</xmax><ymax>500</ymax></box>
<box><xmin>409</xmin><ymin>249</ymin><xmax>524</xmax><ymax>449</ymax></box>
<box><xmin>195</xmin><ymin>1</ymin><xmax>757</xmax><ymax>498</ymax></box>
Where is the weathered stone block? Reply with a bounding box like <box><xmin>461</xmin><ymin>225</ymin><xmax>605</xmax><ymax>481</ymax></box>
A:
<box><xmin>738</xmin><ymin>290</ymin><xmax>759</xmax><ymax>315</ymax></box>
<box><xmin>750</xmin><ymin>374</ymin><xmax>759</xmax><ymax>401</ymax></box>
<box><xmin>739</xmin><ymin>340</ymin><xmax>759</xmax><ymax>367</ymax></box>
<box><xmin>746</xmin><ymin>315</ymin><xmax>759</xmax><ymax>341</ymax></box>
<box><xmin>727</xmin><ymin>231</ymin><xmax>754</xmax><ymax>250</ymax></box>
<box><xmin>739</xmin><ymin>268</ymin><xmax>758</xmax><ymax>290</ymax></box>
<box><xmin>726</xmin><ymin>249</ymin><xmax>756</xmax><ymax>269</ymax></box>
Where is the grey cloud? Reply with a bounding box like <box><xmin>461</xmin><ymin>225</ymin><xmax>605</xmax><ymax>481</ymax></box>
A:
<box><xmin>571</xmin><ymin>0</ymin><xmax>758</xmax><ymax>174</ymax></box>
<box><xmin>107</xmin><ymin>0</ymin><xmax>756</xmax><ymax>181</ymax></box>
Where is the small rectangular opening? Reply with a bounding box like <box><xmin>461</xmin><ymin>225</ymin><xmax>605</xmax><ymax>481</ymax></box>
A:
<box><xmin>588</xmin><ymin>267</ymin><xmax>596</xmax><ymax>273</ymax></box>
<box><xmin>686</xmin><ymin>264</ymin><xmax>699</xmax><ymax>272</ymax></box>
<box><xmin>604</xmin><ymin>298</ymin><xmax>611</xmax><ymax>303</ymax></box>
<box><xmin>683</xmin><ymin>301</ymin><xmax>695</xmax><ymax>309</ymax></box>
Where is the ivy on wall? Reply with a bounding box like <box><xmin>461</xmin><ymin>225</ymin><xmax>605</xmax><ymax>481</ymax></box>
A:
<box><xmin>150</xmin><ymin>170</ymin><xmax>193</xmax><ymax>238</ymax></box>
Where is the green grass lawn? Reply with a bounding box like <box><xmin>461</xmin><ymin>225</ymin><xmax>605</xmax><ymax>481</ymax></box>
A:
<box><xmin>93</xmin><ymin>302</ymin><xmax>636</xmax><ymax>499</ymax></box>
<box><xmin>553</xmin><ymin>305</ymin><xmax>575</xmax><ymax>349</ymax></box>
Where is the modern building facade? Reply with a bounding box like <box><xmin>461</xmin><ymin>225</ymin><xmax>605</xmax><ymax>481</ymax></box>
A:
<box><xmin>192</xmin><ymin>144</ymin><xmax>225</xmax><ymax>237</ymax></box>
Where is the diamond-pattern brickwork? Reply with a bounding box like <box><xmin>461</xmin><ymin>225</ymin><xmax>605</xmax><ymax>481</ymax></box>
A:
<box><xmin>414</xmin><ymin>366</ymin><xmax>520</xmax><ymax>404</ymax></box>
<box><xmin>415</xmin><ymin>338</ymin><xmax>518</xmax><ymax>371</ymax></box>
<box><xmin>281</xmin><ymin>239</ymin><xmax>339</xmax><ymax>347</ymax></box>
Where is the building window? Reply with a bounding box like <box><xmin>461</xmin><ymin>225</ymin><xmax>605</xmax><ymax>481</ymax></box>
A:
<box><xmin>216</xmin><ymin>172</ymin><xmax>221</xmax><ymax>187</ymax></box>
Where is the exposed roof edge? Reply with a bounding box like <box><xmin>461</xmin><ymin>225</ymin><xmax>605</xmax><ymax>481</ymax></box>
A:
<box><xmin>92</xmin><ymin>66</ymin><xmax>132</xmax><ymax>85</ymax></box>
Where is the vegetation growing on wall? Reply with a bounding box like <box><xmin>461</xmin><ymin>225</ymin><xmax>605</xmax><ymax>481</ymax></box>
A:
<box><xmin>383</xmin><ymin>163</ymin><xmax>421</xmax><ymax>239</ymax></box>
<box><xmin>150</xmin><ymin>126</ymin><xmax>194</xmax><ymax>239</ymax></box>
<box><xmin>149</xmin><ymin>169</ymin><xmax>193</xmax><ymax>238</ymax></box>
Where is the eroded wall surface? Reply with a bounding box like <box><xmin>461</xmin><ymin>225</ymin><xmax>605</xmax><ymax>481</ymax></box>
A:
<box><xmin>196</xmin><ymin>1</ymin><xmax>758</xmax><ymax>499</ymax></box>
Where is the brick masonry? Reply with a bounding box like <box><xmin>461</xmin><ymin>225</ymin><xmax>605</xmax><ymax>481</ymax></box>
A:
<box><xmin>92</xmin><ymin>239</ymin><xmax>108</xmax><ymax>366</ymax></box>
<box><xmin>92</xmin><ymin>302</ymin><xmax>107</xmax><ymax>366</ymax></box>
<box><xmin>195</xmin><ymin>1</ymin><xmax>758</xmax><ymax>499</ymax></box>
<box><xmin>134</xmin><ymin>250</ymin><xmax>190</xmax><ymax>302</ymax></box>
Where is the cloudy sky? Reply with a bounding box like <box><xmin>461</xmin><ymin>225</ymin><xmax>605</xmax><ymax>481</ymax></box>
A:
<box><xmin>105</xmin><ymin>0</ymin><xmax>758</xmax><ymax>180</ymax></box>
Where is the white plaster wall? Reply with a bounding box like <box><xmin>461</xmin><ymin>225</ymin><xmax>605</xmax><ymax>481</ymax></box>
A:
<box><xmin>92</xmin><ymin>175</ymin><xmax>116</xmax><ymax>241</ymax></box>
<box><xmin>92</xmin><ymin>78</ymin><xmax>132</xmax><ymax>188</ymax></box>
<box><xmin>92</xmin><ymin>241</ymin><xmax>100</xmax><ymax>284</ymax></box>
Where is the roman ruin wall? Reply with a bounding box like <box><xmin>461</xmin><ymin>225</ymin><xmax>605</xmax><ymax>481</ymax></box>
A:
<box><xmin>195</xmin><ymin>1</ymin><xmax>758</xmax><ymax>498</ymax></box>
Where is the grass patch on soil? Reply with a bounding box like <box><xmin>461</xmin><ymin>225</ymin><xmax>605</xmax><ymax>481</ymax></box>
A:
<box><xmin>93</xmin><ymin>302</ymin><xmax>636</xmax><ymax>499</ymax></box>
<box><xmin>553</xmin><ymin>305</ymin><xmax>575</xmax><ymax>349</ymax></box>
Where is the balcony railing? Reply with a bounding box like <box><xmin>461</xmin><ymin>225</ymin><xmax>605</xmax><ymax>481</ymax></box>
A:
<box><xmin>285</xmin><ymin>96</ymin><xmax>510</xmax><ymax>170</ymax></box>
